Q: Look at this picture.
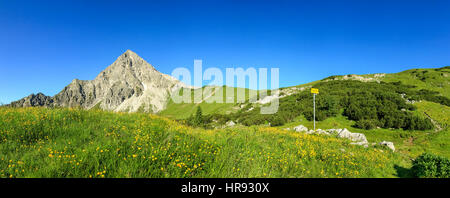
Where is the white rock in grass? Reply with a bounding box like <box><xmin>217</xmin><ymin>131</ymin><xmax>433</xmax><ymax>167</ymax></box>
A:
<box><xmin>379</xmin><ymin>141</ymin><xmax>395</xmax><ymax>152</ymax></box>
<box><xmin>293</xmin><ymin>125</ymin><xmax>308</xmax><ymax>132</ymax></box>
<box><xmin>226</xmin><ymin>121</ymin><xmax>236</xmax><ymax>127</ymax></box>
<box><xmin>315</xmin><ymin>129</ymin><xmax>330</xmax><ymax>135</ymax></box>
<box><xmin>350</xmin><ymin>141</ymin><xmax>369</xmax><ymax>148</ymax></box>
<box><xmin>336</xmin><ymin>128</ymin><xmax>368</xmax><ymax>144</ymax></box>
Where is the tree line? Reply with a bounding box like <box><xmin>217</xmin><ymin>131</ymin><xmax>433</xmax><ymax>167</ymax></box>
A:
<box><xmin>186</xmin><ymin>80</ymin><xmax>444</xmax><ymax>131</ymax></box>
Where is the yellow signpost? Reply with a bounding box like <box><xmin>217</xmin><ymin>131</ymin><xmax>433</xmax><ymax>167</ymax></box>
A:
<box><xmin>311</xmin><ymin>88</ymin><xmax>319</xmax><ymax>131</ymax></box>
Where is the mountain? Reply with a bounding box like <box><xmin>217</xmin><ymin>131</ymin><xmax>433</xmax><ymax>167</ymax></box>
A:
<box><xmin>9</xmin><ymin>92</ymin><xmax>54</xmax><ymax>107</ymax></box>
<box><xmin>8</xmin><ymin>50</ymin><xmax>188</xmax><ymax>113</ymax></box>
<box><xmin>161</xmin><ymin>66</ymin><xmax>450</xmax><ymax>121</ymax></box>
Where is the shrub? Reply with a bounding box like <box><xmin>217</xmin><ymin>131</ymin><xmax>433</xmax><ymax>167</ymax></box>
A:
<box><xmin>186</xmin><ymin>106</ymin><xmax>205</xmax><ymax>127</ymax></box>
<box><xmin>192</xmin><ymin>80</ymin><xmax>445</xmax><ymax>130</ymax></box>
<box><xmin>412</xmin><ymin>153</ymin><xmax>450</xmax><ymax>178</ymax></box>
<box><xmin>354</xmin><ymin>119</ymin><xmax>379</xmax><ymax>130</ymax></box>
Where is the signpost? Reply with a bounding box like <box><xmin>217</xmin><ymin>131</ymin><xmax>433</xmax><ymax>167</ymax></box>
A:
<box><xmin>311</xmin><ymin>88</ymin><xmax>319</xmax><ymax>131</ymax></box>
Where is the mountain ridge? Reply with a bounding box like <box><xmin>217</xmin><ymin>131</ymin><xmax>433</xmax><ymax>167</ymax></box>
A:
<box><xmin>7</xmin><ymin>51</ymin><xmax>449</xmax><ymax>116</ymax></box>
<box><xmin>8</xmin><ymin>50</ymin><xmax>188</xmax><ymax>113</ymax></box>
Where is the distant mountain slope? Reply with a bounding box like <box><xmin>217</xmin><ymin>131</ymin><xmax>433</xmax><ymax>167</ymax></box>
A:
<box><xmin>159</xmin><ymin>86</ymin><xmax>253</xmax><ymax>119</ymax></box>
<box><xmin>321</xmin><ymin>66</ymin><xmax>449</xmax><ymax>97</ymax></box>
<box><xmin>160</xmin><ymin>66</ymin><xmax>450</xmax><ymax>121</ymax></box>
<box><xmin>381</xmin><ymin>66</ymin><xmax>450</xmax><ymax>98</ymax></box>
<box><xmin>6</xmin><ymin>53</ymin><xmax>449</xmax><ymax>119</ymax></box>
<box><xmin>8</xmin><ymin>50</ymin><xmax>188</xmax><ymax>113</ymax></box>
<box><xmin>9</xmin><ymin>93</ymin><xmax>53</xmax><ymax>107</ymax></box>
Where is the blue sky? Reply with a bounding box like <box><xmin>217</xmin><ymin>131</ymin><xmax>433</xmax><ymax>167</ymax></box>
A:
<box><xmin>1</xmin><ymin>0</ymin><xmax>450</xmax><ymax>104</ymax></box>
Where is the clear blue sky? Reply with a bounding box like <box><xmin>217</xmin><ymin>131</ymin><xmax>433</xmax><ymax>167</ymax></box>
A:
<box><xmin>1</xmin><ymin>0</ymin><xmax>450</xmax><ymax>104</ymax></box>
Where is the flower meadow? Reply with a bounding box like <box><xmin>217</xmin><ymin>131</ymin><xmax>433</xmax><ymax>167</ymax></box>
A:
<box><xmin>0</xmin><ymin>107</ymin><xmax>401</xmax><ymax>178</ymax></box>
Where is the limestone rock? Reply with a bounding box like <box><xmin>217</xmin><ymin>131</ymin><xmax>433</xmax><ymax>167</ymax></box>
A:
<box><xmin>8</xmin><ymin>50</ymin><xmax>189</xmax><ymax>113</ymax></box>
<box><xmin>350</xmin><ymin>141</ymin><xmax>369</xmax><ymax>148</ymax></box>
<box><xmin>293</xmin><ymin>125</ymin><xmax>308</xmax><ymax>132</ymax></box>
<box><xmin>315</xmin><ymin>129</ymin><xmax>330</xmax><ymax>135</ymax></box>
<box><xmin>8</xmin><ymin>93</ymin><xmax>53</xmax><ymax>107</ymax></box>
<box><xmin>226</xmin><ymin>121</ymin><xmax>236</xmax><ymax>127</ymax></box>
<box><xmin>305</xmin><ymin>130</ymin><xmax>316</xmax><ymax>134</ymax></box>
<box><xmin>335</xmin><ymin>128</ymin><xmax>368</xmax><ymax>144</ymax></box>
<box><xmin>379</xmin><ymin>141</ymin><xmax>395</xmax><ymax>152</ymax></box>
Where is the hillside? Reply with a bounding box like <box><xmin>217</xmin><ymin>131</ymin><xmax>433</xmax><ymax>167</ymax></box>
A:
<box><xmin>1</xmin><ymin>66</ymin><xmax>448</xmax><ymax>178</ymax></box>
<box><xmin>0</xmin><ymin>107</ymin><xmax>403</xmax><ymax>178</ymax></box>
<box><xmin>382</xmin><ymin>66</ymin><xmax>450</xmax><ymax>98</ymax></box>
<box><xmin>161</xmin><ymin>66</ymin><xmax>450</xmax><ymax>161</ymax></box>
<box><xmin>160</xmin><ymin>66</ymin><xmax>450</xmax><ymax>120</ymax></box>
<box><xmin>159</xmin><ymin>86</ymin><xmax>253</xmax><ymax>119</ymax></box>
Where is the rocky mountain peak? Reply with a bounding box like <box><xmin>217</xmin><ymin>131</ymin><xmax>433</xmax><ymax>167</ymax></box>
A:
<box><xmin>8</xmin><ymin>50</ymin><xmax>187</xmax><ymax>113</ymax></box>
<box><xmin>113</xmin><ymin>50</ymin><xmax>155</xmax><ymax>69</ymax></box>
<box><xmin>7</xmin><ymin>92</ymin><xmax>54</xmax><ymax>107</ymax></box>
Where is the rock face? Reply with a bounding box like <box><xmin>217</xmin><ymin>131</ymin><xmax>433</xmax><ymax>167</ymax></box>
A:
<box><xmin>8</xmin><ymin>93</ymin><xmax>53</xmax><ymax>107</ymax></box>
<box><xmin>8</xmin><ymin>50</ymin><xmax>188</xmax><ymax>113</ymax></box>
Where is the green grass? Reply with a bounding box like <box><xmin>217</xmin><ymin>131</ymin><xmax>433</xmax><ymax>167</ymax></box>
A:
<box><xmin>0</xmin><ymin>107</ymin><xmax>404</xmax><ymax>178</ymax></box>
<box><xmin>159</xmin><ymin>86</ymin><xmax>254</xmax><ymax>119</ymax></box>
<box><xmin>414</xmin><ymin>101</ymin><xmax>449</xmax><ymax>129</ymax></box>
<box><xmin>161</xmin><ymin>66</ymin><xmax>450</xmax><ymax>120</ymax></box>
<box><xmin>2</xmin><ymin>66</ymin><xmax>448</xmax><ymax>178</ymax></box>
<box><xmin>278</xmin><ymin>106</ymin><xmax>450</xmax><ymax>166</ymax></box>
<box><xmin>379</xmin><ymin>67</ymin><xmax>450</xmax><ymax>98</ymax></box>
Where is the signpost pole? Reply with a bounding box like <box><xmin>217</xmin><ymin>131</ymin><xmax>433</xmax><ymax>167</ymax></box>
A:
<box><xmin>313</xmin><ymin>93</ymin><xmax>316</xmax><ymax>131</ymax></box>
<box><xmin>311</xmin><ymin>88</ymin><xmax>319</xmax><ymax>131</ymax></box>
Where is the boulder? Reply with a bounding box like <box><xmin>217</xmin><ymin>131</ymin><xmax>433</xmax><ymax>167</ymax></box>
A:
<box><xmin>327</xmin><ymin>128</ymin><xmax>343</xmax><ymax>134</ymax></box>
<box><xmin>336</xmin><ymin>128</ymin><xmax>368</xmax><ymax>144</ymax></box>
<box><xmin>315</xmin><ymin>129</ymin><xmax>330</xmax><ymax>135</ymax></box>
<box><xmin>226</xmin><ymin>121</ymin><xmax>236</xmax><ymax>127</ymax></box>
<box><xmin>305</xmin><ymin>130</ymin><xmax>316</xmax><ymax>134</ymax></box>
<box><xmin>293</xmin><ymin>125</ymin><xmax>308</xmax><ymax>132</ymax></box>
<box><xmin>379</xmin><ymin>141</ymin><xmax>395</xmax><ymax>152</ymax></box>
<box><xmin>350</xmin><ymin>142</ymin><xmax>369</xmax><ymax>148</ymax></box>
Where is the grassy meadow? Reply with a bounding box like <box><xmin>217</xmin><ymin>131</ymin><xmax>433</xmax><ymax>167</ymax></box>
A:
<box><xmin>1</xmin><ymin>67</ymin><xmax>448</xmax><ymax>178</ymax></box>
<box><xmin>0</xmin><ymin>107</ymin><xmax>403</xmax><ymax>178</ymax></box>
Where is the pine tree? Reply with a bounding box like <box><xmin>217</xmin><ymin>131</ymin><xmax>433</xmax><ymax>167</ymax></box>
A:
<box><xmin>193</xmin><ymin>106</ymin><xmax>203</xmax><ymax>127</ymax></box>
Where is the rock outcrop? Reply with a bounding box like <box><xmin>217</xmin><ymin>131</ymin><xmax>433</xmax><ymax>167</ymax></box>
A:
<box><xmin>333</xmin><ymin>128</ymin><xmax>368</xmax><ymax>145</ymax></box>
<box><xmin>291</xmin><ymin>127</ymin><xmax>398</xmax><ymax>151</ymax></box>
<box><xmin>293</xmin><ymin>125</ymin><xmax>308</xmax><ymax>132</ymax></box>
<box><xmin>7</xmin><ymin>50</ymin><xmax>188</xmax><ymax>113</ymax></box>
<box><xmin>8</xmin><ymin>93</ymin><xmax>53</xmax><ymax>107</ymax></box>
<box><xmin>379</xmin><ymin>141</ymin><xmax>395</xmax><ymax>152</ymax></box>
<box><xmin>290</xmin><ymin>127</ymin><xmax>369</xmax><ymax>147</ymax></box>
<box><xmin>226</xmin><ymin>121</ymin><xmax>236</xmax><ymax>127</ymax></box>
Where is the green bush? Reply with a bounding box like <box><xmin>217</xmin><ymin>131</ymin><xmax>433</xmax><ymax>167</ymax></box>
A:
<box><xmin>186</xmin><ymin>106</ymin><xmax>205</xmax><ymax>127</ymax></box>
<box><xmin>354</xmin><ymin>119</ymin><xmax>379</xmax><ymax>130</ymax></box>
<box><xmin>198</xmin><ymin>80</ymin><xmax>443</xmax><ymax>130</ymax></box>
<box><xmin>412</xmin><ymin>153</ymin><xmax>450</xmax><ymax>178</ymax></box>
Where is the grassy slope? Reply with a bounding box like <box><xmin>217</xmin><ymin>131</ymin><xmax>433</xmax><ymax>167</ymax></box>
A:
<box><xmin>1</xmin><ymin>67</ymin><xmax>447</xmax><ymax>178</ymax></box>
<box><xmin>381</xmin><ymin>67</ymin><xmax>450</xmax><ymax>98</ymax></box>
<box><xmin>159</xmin><ymin>86</ymin><xmax>253</xmax><ymax>119</ymax></box>
<box><xmin>277</xmin><ymin>67</ymin><xmax>450</xmax><ymax>171</ymax></box>
<box><xmin>160</xmin><ymin>67</ymin><xmax>449</xmax><ymax>119</ymax></box>
<box><xmin>0</xmin><ymin>107</ymin><xmax>402</xmax><ymax>178</ymax></box>
<box><xmin>360</xmin><ymin>67</ymin><xmax>450</xmax><ymax>158</ymax></box>
<box><xmin>160</xmin><ymin>66</ymin><xmax>450</xmax><ymax>170</ymax></box>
